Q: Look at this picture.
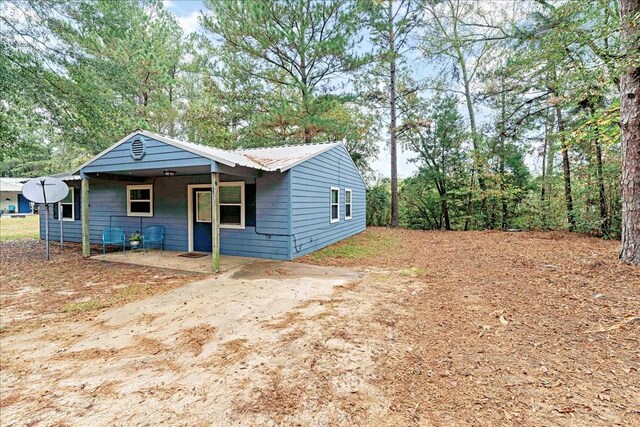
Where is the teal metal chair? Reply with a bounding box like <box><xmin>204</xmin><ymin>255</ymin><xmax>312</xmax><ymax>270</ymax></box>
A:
<box><xmin>7</xmin><ymin>205</ymin><xmax>16</xmax><ymax>214</ymax></box>
<box><xmin>142</xmin><ymin>226</ymin><xmax>165</xmax><ymax>252</ymax></box>
<box><xmin>102</xmin><ymin>227</ymin><xmax>125</xmax><ymax>255</ymax></box>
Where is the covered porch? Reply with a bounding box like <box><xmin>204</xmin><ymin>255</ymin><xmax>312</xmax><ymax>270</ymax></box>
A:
<box><xmin>80</xmin><ymin>164</ymin><xmax>226</xmax><ymax>272</ymax></box>
<box><xmin>90</xmin><ymin>250</ymin><xmax>256</xmax><ymax>274</ymax></box>
<box><xmin>59</xmin><ymin>130</ymin><xmax>291</xmax><ymax>272</ymax></box>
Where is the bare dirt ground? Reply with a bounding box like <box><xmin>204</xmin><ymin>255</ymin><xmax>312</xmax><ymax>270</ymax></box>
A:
<box><xmin>0</xmin><ymin>240</ymin><xmax>204</xmax><ymax>332</ymax></box>
<box><xmin>1</xmin><ymin>229</ymin><xmax>639</xmax><ymax>426</ymax></box>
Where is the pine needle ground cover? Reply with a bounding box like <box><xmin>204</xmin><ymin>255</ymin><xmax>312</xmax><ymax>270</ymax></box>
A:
<box><xmin>295</xmin><ymin>227</ymin><xmax>640</xmax><ymax>425</ymax></box>
<box><xmin>0</xmin><ymin>229</ymin><xmax>637</xmax><ymax>425</ymax></box>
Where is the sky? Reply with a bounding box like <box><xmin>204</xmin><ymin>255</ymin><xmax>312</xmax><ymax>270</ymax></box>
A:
<box><xmin>162</xmin><ymin>0</ymin><xmax>422</xmax><ymax>179</ymax></box>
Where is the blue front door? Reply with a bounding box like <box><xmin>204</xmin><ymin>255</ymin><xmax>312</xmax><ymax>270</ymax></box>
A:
<box><xmin>18</xmin><ymin>194</ymin><xmax>31</xmax><ymax>213</ymax></box>
<box><xmin>193</xmin><ymin>188</ymin><xmax>212</xmax><ymax>252</ymax></box>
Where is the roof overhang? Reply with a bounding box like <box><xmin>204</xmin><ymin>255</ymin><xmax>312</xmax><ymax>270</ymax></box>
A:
<box><xmin>73</xmin><ymin>129</ymin><xmax>358</xmax><ymax>181</ymax></box>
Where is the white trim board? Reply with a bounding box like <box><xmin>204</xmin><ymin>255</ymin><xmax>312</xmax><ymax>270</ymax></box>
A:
<box><xmin>126</xmin><ymin>184</ymin><xmax>154</xmax><ymax>217</ymax></box>
<box><xmin>219</xmin><ymin>181</ymin><xmax>245</xmax><ymax>229</ymax></box>
<box><xmin>187</xmin><ymin>184</ymin><xmax>212</xmax><ymax>253</ymax></box>
<box><xmin>330</xmin><ymin>186</ymin><xmax>340</xmax><ymax>223</ymax></box>
<box><xmin>345</xmin><ymin>188</ymin><xmax>352</xmax><ymax>220</ymax></box>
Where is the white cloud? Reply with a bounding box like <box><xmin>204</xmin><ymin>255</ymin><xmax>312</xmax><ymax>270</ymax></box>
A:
<box><xmin>175</xmin><ymin>11</ymin><xmax>201</xmax><ymax>34</ymax></box>
<box><xmin>162</xmin><ymin>0</ymin><xmax>175</xmax><ymax>10</ymax></box>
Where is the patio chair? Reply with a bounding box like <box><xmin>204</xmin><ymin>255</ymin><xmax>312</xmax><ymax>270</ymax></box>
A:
<box><xmin>102</xmin><ymin>227</ymin><xmax>125</xmax><ymax>255</ymax></box>
<box><xmin>142</xmin><ymin>225</ymin><xmax>165</xmax><ymax>252</ymax></box>
<box><xmin>7</xmin><ymin>205</ymin><xmax>16</xmax><ymax>214</ymax></box>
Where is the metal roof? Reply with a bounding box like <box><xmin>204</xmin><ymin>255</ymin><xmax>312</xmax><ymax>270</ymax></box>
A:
<box><xmin>234</xmin><ymin>142</ymin><xmax>341</xmax><ymax>172</ymax></box>
<box><xmin>76</xmin><ymin>130</ymin><xmax>344</xmax><ymax>174</ymax></box>
<box><xmin>52</xmin><ymin>172</ymin><xmax>82</xmax><ymax>181</ymax></box>
<box><xmin>0</xmin><ymin>177</ymin><xmax>27</xmax><ymax>192</ymax></box>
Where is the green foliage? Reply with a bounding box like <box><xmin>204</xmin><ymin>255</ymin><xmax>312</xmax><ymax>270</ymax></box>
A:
<box><xmin>366</xmin><ymin>178</ymin><xmax>391</xmax><ymax>226</ymax></box>
<box><xmin>200</xmin><ymin>0</ymin><xmax>378</xmax><ymax>171</ymax></box>
<box><xmin>1</xmin><ymin>0</ymin><xmax>191</xmax><ymax>175</ymax></box>
<box><xmin>0</xmin><ymin>0</ymin><xmax>628</xmax><ymax>240</ymax></box>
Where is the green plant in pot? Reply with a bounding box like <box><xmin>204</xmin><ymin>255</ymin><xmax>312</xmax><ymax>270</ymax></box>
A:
<box><xmin>130</xmin><ymin>231</ymin><xmax>142</xmax><ymax>248</ymax></box>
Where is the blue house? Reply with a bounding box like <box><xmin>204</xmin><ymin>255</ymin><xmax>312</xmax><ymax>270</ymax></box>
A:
<box><xmin>41</xmin><ymin>130</ymin><xmax>366</xmax><ymax>271</ymax></box>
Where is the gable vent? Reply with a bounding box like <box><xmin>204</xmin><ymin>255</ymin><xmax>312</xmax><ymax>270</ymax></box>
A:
<box><xmin>130</xmin><ymin>137</ymin><xmax>146</xmax><ymax>160</ymax></box>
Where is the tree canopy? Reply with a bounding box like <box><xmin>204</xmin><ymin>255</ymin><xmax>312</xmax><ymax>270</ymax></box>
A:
<box><xmin>1</xmin><ymin>0</ymin><xmax>638</xmax><ymax>257</ymax></box>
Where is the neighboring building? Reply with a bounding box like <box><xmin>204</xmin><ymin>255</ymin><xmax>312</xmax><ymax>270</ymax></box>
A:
<box><xmin>0</xmin><ymin>177</ymin><xmax>32</xmax><ymax>214</ymax></box>
<box><xmin>40</xmin><ymin>130</ymin><xmax>366</xmax><ymax>265</ymax></box>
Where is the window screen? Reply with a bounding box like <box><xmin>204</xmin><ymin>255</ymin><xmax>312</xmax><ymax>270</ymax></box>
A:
<box><xmin>127</xmin><ymin>185</ymin><xmax>153</xmax><ymax>217</ymax></box>
<box><xmin>330</xmin><ymin>188</ymin><xmax>339</xmax><ymax>222</ymax></box>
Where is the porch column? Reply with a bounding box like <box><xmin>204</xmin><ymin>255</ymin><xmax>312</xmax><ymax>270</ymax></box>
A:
<box><xmin>211</xmin><ymin>172</ymin><xmax>220</xmax><ymax>272</ymax></box>
<box><xmin>81</xmin><ymin>176</ymin><xmax>90</xmax><ymax>257</ymax></box>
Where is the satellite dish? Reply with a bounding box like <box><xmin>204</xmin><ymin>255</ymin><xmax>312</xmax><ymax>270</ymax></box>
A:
<box><xmin>22</xmin><ymin>177</ymin><xmax>69</xmax><ymax>204</ymax></box>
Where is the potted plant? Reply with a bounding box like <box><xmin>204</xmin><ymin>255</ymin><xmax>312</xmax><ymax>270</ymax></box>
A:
<box><xmin>130</xmin><ymin>231</ymin><xmax>142</xmax><ymax>248</ymax></box>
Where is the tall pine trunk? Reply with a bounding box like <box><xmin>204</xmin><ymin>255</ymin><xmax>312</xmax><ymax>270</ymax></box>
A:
<box><xmin>541</xmin><ymin>107</ymin><xmax>554</xmax><ymax>203</ymax></box>
<box><xmin>555</xmin><ymin>106</ymin><xmax>575</xmax><ymax>231</ymax></box>
<box><xmin>594</xmin><ymin>139</ymin><xmax>609</xmax><ymax>237</ymax></box>
<box><xmin>620</xmin><ymin>0</ymin><xmax>640</xmax><ymax>264</ymax></box>
<box><xmin>442</xmin><ymin>198</ymin><xmax>451</xmax><ymax>230</ymax></box>
<box><xmin>388</xmin><ymin>0</ymin><xmax>399</xmax><ymax>227</ymax></box>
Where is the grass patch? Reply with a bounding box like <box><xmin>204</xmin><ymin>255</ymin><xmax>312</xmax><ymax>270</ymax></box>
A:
<box><xmin>311</xmin><ymin>230</ymin><xmax>398</xmax><ymax>260</ymax></box>
<box><xmin>113</xmin><ymin>284</ymin><xmax>152</xmax><ymax>303</ymax></box>
<box><xmin>62</xmin><ymin>300</ymin><xmax>105</xmax><ymax>313</ymax></box>
<box><xmin>0</xmin><ymin>215</ymin><xmax>40</xmax><ymax>241</ymax></box>
<box><xmin>398</xmin><ymin>267</ymin><xmax>427</xmax><ymax>276</ymax></box>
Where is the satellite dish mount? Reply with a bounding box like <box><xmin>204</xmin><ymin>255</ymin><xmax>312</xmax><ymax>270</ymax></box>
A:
<box><xmin>22</xmin><ymin>177</ymin><xmax>69</xmax><ymax>260</ymax></box>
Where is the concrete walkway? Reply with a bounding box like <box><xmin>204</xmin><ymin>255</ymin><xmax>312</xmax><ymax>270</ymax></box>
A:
<box><xmin>91</xmin><ymin>250</ymin><xmax>255</xmax><ymax>273</ymax></box>
<box><xmin>1</xmin><ymin>259</ymin><xmax>362</xmax><ymax>426</ymax></box>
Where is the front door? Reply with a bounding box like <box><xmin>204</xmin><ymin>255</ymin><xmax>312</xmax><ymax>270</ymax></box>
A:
<box><xmin>18</xmin><ymin>194</ymin><xmax>31</xmax><ymax>213</ymax></box>
<box><xmin>192</xmin><ymin>188</ymin><xmax>212</xmax><ymax>252</ymax></box>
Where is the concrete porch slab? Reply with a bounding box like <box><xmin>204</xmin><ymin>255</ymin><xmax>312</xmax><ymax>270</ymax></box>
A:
<box><xmin>90</xmin><ymin>250</ymin><xmax>255</xmax><ymax>274</ymax></box>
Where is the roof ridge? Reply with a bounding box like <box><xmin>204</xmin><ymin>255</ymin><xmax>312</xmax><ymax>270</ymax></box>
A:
<box><xmin>140</xmin><ymin>129</ymin><xmax>340</xmax><ymax>153</ymax></box>
<box><xmin>233</xmin><ymin>141</ymin><xmax>339</xmax><ymax>152</ymax></box>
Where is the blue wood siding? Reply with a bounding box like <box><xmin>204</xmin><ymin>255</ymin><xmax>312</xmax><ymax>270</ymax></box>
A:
<box><xmin>41</xmin><ymin>172</ymin><xmax>292</xmax><ymax>260</ymax></box>
<box><xmin>41</xmin><ymin>175</ymin><xmax>209</xmax><ymax>251</ymax></box>
<box><xmin>82</xmin><ymin>135</ymin><xmax>214</xmax><ymax>174</ymax></box>
<box><xmin>219</xmin><ymin>171</ymin><xmax>290</xmax><ymax>260</ymax></box>
<box><xmin>289</xmin><ymin>145</ymin><xmax>366</xmax><ymax>258</ymax></box>
<box><xmin>41</xmin><ymin>137</ymin><xmax>365</xmax><ymax>261</ymax></box>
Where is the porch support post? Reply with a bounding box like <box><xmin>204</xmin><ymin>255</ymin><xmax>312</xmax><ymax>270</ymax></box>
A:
<box><xmin>211</xmin><ymin>171</ymin><xmax>220</xmax><ymax>272</ymax></box>
<box><xmin>81</xmin><ymin>175</ymin><xmax>90</xmax><ymax>258</ymax></box>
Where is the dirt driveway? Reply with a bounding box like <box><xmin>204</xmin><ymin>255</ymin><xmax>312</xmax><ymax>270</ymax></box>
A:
<box><xmin>0</xmin><ymin>259</ymin><xmax>361</xmax><ymax>426</ymax></box>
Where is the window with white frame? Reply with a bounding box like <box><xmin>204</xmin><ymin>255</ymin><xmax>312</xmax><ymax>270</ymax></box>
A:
<box><xmin>220</xmin><ymin>182</ymin><xmax>245</xmax><ymax>228</ymax></box>
<box><xmin>330</xmin><ymin>187</ymin><xmax>339</xmax><ymax>223</ymax></box>
<box><xmin>345</xmin><ymin>189</ymin><xmax>352</xmax><ymax>220</ymax></box>
<box><xmin>127</xmin><ymin>184</ymin><xmax>153</xmax><ymax>217</ymax></box>
<box><xmin>59</xmin><ymin>190</ymin><xmax>74</xmax><ymax>221</ymax></box>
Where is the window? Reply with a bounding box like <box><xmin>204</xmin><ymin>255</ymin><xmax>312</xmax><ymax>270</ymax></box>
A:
<box><xmin>127</xmin><ymin>185</ymin><xmax>153</xmax><ymax>217</ymax></box>
<box><xmin>196</xmin><ymin>191</ymin><xmax>211</xmax><ymax>223</ymax></box>
<box><xmin>220</xmin><ymin>182</ymin><xmax>244</xmax><ymax>229</ymax></box>
<box><xmin>245</xmin><ymin>183</ymin><xmax>257</xmax><ymax>227</ymax></box>
<box><xmin>330</xmin><ymin>187</ymin><xmax>339</xmax><ymax>223</ymax></box>
<box><xmin>60</xmin><ymin>190</ymin><xmax>74</xmax><ymax>221</ymax></box>
<box><xmin>345</xmin><ymin>189</ymin><xmax>352</xmax><ymax>220</ymax></box>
